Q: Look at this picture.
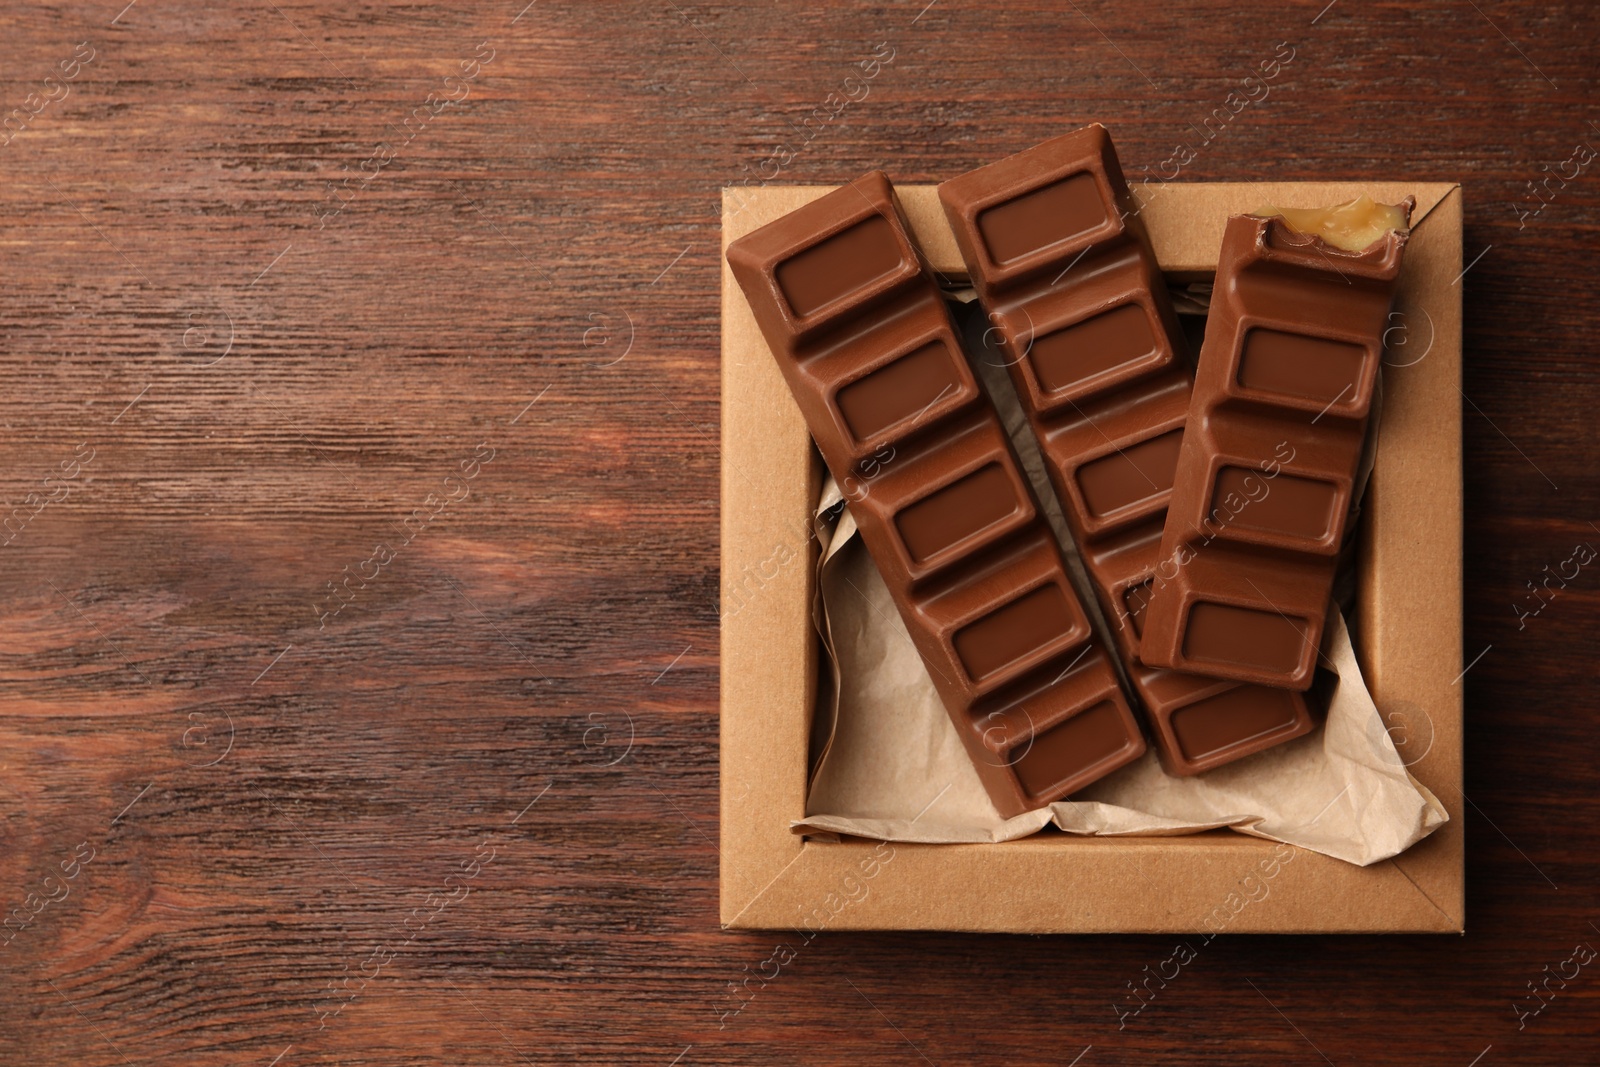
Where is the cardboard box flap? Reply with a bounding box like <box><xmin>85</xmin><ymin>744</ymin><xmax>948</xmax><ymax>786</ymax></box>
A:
<box><xmin>1357</xmin><ymin>181</ymin><xmax>1466</xmax><ymax>931</ymax></box>
<box><xmin>726</xmin><ymin>839</ymin><xmax>1464</xmax><ymax>934</ymax></box>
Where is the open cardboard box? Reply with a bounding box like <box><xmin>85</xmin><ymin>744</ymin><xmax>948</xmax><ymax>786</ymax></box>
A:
<box><xmin>720</xmin><ymin>181</ymin><xmax>1463</xmax><ymax>933</ymax></box>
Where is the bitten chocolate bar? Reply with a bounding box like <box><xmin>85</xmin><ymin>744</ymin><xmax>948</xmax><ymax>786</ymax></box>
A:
<box><xmin>1138</xmin><ymin>201</ymin><xmax>1411</xmax><ymax>690</ymax></box>
<box><xmin>939</xmin><ymin>126</ymin><xmax>1316</xmax><ymax>775</ymax></box>
<box><xmin>726</xmin><ymin>171</ymin><xmax>1145</xmax><ymax>816</ymax></box>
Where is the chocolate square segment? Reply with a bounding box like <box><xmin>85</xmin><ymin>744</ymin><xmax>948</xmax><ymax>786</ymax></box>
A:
<box><xmin>894</xmin><ymin>463</ymin><xmax>1020</xmax><ymax>564</ymax></box>
<box><xmin>1169</xmin><ymin>687</ymin><xmax>1304</xmax><ymax>763</ymax></box>
<box><xmin>1031</xmin><ymin>303</ymin><xmax>1159</xmax><ymax>396</ymax></box>
<box><xmin>1211</xmin><ymin>466</ymin><xmax>1340</xmax><ymax>545</ymax></box>
<box><xmin>977</xmin><ymin>171</ymin><xmax>1106</xmax><ymax>264</ymax></box>
<box><xmin>953</xmin><ymin>583</ymin><xmax>1077</xmax><ymax>683</ymax></box>
<box><xmin>1237</xmin><ymin>327</ymin><xmax>1366</xmax><ymax>408</ymax></box>
<box><xmin>836</xmin><ymin>341</ymin><xmax>964</xmax><ymax>443</ymax></box>
<box><xmin>1181</xmin><ymin>602</ymin><xmax>1306</xmax><ymax>675</ymax></box>
<box><xmin>776</xmin><ymin>214</ymin><xmax>905</xmax><ymax>319</ymax></box>
<box><xmin>1075</xmin><ymin>428</ymin><xmax>1183</xmax><ymax>519</ymax></box>
<box><xmin>1011</xmin><ymin>700</ymin><xmax>1132</xmax><ymax>799</ymax></box>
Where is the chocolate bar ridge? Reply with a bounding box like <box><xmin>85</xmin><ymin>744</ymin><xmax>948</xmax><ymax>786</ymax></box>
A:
<box><xmin>938</xmin><ymin>126</ymin><xmax>1317</xmax><ymax>775</ymax></box>
<box><xmin>726</xmin><ymin>171</ymin><xmax>1145</xmax><ymax>816</ymax></box>
<box><xmin>1138</xmin><ymin>206</ymin><xmax>1411</xmax><ymax>690</ymax></box>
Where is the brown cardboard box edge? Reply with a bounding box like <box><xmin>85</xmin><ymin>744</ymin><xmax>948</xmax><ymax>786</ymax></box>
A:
<box><xmin>720</xmin><ymin>181</ymin><xmax>1464</xmax><ymax>933</ymax></box>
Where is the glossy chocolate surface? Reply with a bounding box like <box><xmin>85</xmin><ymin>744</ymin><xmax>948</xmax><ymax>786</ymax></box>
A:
<box><xmin>1137</xmin><ymin>207</ymin><xmax>1410</xmax><ymax>689</ymax></box>
<box><xmin>726</xmin><ymin>171</ymin><xmax>1145</xmax><ymax>816</ymax></box>
<box><xmin>939</xmin><ymin>127</ymin><xmax>1317</xmax><ymax>776</ymax></box>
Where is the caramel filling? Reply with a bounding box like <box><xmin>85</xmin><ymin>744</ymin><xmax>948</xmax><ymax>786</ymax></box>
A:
<box><xmin>1253</xmin><ymin>194</ymin><xmax>1409</xmax><ymax>253</ymax></box>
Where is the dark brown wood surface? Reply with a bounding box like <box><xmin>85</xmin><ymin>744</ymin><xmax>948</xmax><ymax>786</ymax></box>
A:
<box><xmin>0</xmin><ymin>1</ymin><xmax>1595</xmax><ymax>1063</ymax></box>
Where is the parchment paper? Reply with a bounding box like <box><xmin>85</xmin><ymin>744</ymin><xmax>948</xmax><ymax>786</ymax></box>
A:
<box><xmin>795</xmin><ymin>298</ymin><xmax>1448</xmax><ymax>867</ymax></box>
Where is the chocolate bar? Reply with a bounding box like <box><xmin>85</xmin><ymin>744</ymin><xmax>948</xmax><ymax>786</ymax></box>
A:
<box><xmin>726</xmin><ymin>171</ymin><xmax>1145</xmax><ymax>816</ymax></box>
<box><xmin>1137</xmin><ymin>199</ymin><xmax>1411</xmax><ymax>690</ymax></box>
<box><xmin>939</xmin><ymin>126</ymin><xmax>1316</xmax><ymax>775</ymax></box>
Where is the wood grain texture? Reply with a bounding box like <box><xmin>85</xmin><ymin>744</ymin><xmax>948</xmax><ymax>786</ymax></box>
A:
<box><xmin>0</xmin><ymin>0</ymin><xmax>1594</xmax><ymax>1063</ymax></box>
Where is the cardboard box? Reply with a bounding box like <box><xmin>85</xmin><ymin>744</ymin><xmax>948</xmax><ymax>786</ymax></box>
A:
<box><xmin>720</xmin><ymin>181</ymin><xmax>1463</xmax><ymax>933</ymax></box>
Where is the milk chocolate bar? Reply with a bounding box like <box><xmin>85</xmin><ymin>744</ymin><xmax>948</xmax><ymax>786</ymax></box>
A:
<box><xmin>726</xmin><ymin>172</ymin><xmax>1145</xmax><ymax>816</ymax></box>
<box><xmin>939</xmin><ymin>126</ymin><xmax>1315</xmax><ymax>775</ymax></box>
<box><xmin>1137</xmin><ymin>202</ymin><xmax>1411</xmax><ymax>690</ymax></box>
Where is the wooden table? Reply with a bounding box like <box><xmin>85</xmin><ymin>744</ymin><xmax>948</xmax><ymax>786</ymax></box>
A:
<box><xmin>1</xmin><ymin>1</ymin><xmax>1594</xmax><ymax>1063</ymax></box>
